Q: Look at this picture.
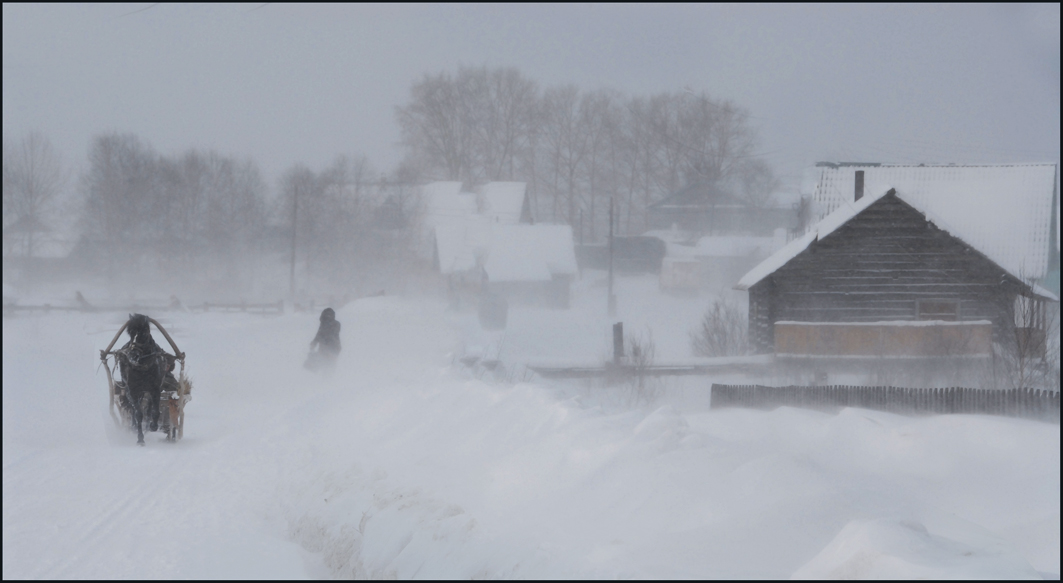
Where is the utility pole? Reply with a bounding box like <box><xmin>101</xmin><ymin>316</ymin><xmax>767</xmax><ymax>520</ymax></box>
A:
<box><xmin>578</xmin><ymin>208</ymin><xmax>584</xmax><ymax>280</ymax></box>
<box><xmin>289</xmin><ymin>181</ymin><xmax>298</xmax><ymax>303</ymax></box>
<box><xmin>608</xmin><ymin>197</ymin><xmax>616</xmax><ymax>316</ymax></box>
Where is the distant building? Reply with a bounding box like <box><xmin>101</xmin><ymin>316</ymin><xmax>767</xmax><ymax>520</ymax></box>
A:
<box><xmin>2</xmin><ymin>215</ymin><xmax>80</xmax><ymax>284</ymax></box>
<box><xmin>645</xmin><ymin>181</ymin><xmax>802</xmax><ymax>290</ymax></box>
<box><xmin>646</xmin><ymin>182</ymin><xmax>799</xmax><ymax>237</ymax></box>
<box><xmin>658</xmin><ymin>230</ymin><xmax>787</xmax><ymax>292</ymax></box>
<box><xmin>736</xmin><ymin>165</ymin><xmax>1059</xmax><ymax>365</ymax></box>
<box><xmin>422</xmin><ymin>181</ymin><xmax>577</xmax><ymax>309</ymax></box>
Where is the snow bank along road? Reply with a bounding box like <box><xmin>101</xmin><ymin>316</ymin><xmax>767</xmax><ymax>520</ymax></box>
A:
<box><xmin>3</xmin><ymin>296</ymin><xmax>1059</xmax><ymax>578</ymax></box>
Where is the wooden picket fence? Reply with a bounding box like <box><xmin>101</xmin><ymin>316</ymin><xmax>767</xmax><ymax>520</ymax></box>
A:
<box><xmin>709</xmin><ymin>384</ymin><xmax>1060</xmax><ymax>423</ymax></box>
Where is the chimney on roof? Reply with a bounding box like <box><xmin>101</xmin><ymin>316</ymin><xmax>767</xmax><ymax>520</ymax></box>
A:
<box><xmin>854</xmin><ymin>170</ymin><xmax>865</xmax><ymax>201</ymax></box>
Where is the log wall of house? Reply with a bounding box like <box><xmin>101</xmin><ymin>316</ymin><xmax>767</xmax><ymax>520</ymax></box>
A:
<box><xmin>748</xmin><ymin>193</ymin><xmax>1024</xmax><ymax>353</ymax></box>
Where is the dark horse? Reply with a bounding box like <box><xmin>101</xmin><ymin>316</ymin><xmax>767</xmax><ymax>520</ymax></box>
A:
<box><xmin>115</xmin><ymin>314</ymin><xmax>172</xmax><ymax>445</ymax></box>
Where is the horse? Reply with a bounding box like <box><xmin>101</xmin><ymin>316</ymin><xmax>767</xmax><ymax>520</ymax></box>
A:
<box><xmin>114</xmin><ymin>314</ymin><xmax>168</xmax><ymax>445</ymax></box>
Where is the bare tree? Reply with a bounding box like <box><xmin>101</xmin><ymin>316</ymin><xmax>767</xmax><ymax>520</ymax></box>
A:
<box><xmin>397</xmin><ymin>66</ymin><xmax>539</xmax><ymax>185</ymax></box>
<box><xmin>478</xmin><ymin>67</ymin><xmax>539</xmax><ymax>181</ymax></box>
<box><xmin>537</xmin><ymin>85</ymin><xmax>587</xmax><ymax>226</ymax></box>
<box><xmin>625</xmin><ymin>329</ymin><xmax>661</xmax><ymax>405</ymax></box>
<box><xmin>396</xmin><ymin>68</ymin><xmax>775</xmax><ymax>242</ymax></box>
<box><xmin>995</xmin><ymin>290</ymin><xmax>1060</xmax><ymax>391</ymax></box>
<box><xmin>734</xmin><ymin>158</ymin><xmax>780</xmax><ymax>209</ymax></box>
<box><xmin>3</xmin><ymin>132</ymin><xmax>67</xmax><ymax>258</ymax></box>
<box><xmin>578</xmin><ymin>89</ymin><xmax>621</xmax><ymax>242</ymax></box>
<box><xmin>79</xmin><ymin>134</ymin><xmax>270</xmax><ymax>293</ymax></box>
<box><xmin>277</xmin><ymin>155</ymin><xmax>425</xmax><ymax>296</ymax></box>
<box><xmin>690</xmin><ymin>299</ymin><xmax>749</xmax><ymax>357</ymax></box>
<box><xmin>81</xmin><ymin>133</ymin><xmax>160</xmax><ymax>250</ymax></box>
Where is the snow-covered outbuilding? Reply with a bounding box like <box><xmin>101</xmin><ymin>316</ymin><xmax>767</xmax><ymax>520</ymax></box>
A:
<box><xmin>434</xmin><ymin>220</ymin><xmax>577</xmax><ymax>309</ymax></box>
<box><xmin>422</xmin><ymin>181</ymin><xmax>577</xmax><ymax>308</ymax></box>
<box><xmin>736</xmin><ymin>165</ymin><xmax>1059</xmax><ymax>360</ymax></box>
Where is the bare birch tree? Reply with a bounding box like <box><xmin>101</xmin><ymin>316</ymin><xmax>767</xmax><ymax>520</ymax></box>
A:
<box><xmin>3</xmin><ymin>132</ymin><xmax>67</xmax><ymax>257</ymax></box>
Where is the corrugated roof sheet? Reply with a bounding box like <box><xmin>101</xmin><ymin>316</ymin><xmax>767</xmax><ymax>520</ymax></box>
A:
<box><xmin>808</xmin><ymin>163</ymin><xmax>1058</xmax><ymax>279</ymax></box>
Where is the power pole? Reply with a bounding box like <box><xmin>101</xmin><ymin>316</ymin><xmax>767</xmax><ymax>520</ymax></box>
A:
<box><xmin>289</xmin><ymin>181</ymin><xmax>298</xmax><ymax>303</ymax></box>
<box><xmin>608</xmin><ymin>197</ymin><xmax>616</xmax><ymax>316</ymax></box>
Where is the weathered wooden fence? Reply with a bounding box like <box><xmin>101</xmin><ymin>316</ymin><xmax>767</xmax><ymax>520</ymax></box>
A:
<box><xmin>710</xmin><ymin>384</ymin><xmax>1060</xmax><ymax>423</ymax></box>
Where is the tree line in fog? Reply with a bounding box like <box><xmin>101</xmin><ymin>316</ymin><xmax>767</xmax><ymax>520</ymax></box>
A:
<box><xmin>397</xmin><ymin>66</ymin><xmax>777</xmax><ymax>241</ymax></box>
<box><xmin>4</xmin><ymin>65</ymin><xmax>777</xmax><ymax>295</ymax></box>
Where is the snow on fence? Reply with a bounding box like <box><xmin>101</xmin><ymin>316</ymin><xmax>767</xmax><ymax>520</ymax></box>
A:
<box><xmin>4</xmin><ymin>293</ymin><xmax>363</xmax><ymax>317</ymax></box>
<box><xmin>188</xmin><ymin>300</ymin><xmax>285</xmax><ymax>315</ymax></box>
<box><xmin>709</xmin><ymin>384</ymin><xmax>1060</xmax><ymax>423</ymax></box>
<box><xmin>3</xmin><ymin>299</ymin><xmax>285</xmax><ymax>316</ymax></box>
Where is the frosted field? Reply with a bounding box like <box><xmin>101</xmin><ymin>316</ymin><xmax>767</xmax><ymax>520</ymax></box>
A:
<box><xmin>3</xmin><ymin>276</ymin><xmax>1059</xmax><ymax>579</ymax></box>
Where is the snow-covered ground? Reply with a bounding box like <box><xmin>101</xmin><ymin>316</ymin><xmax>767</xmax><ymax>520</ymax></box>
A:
<box><xmin>3</xmin><ymin>274</ymin><xmax>1059</xmax><ymax>579</ymax></box>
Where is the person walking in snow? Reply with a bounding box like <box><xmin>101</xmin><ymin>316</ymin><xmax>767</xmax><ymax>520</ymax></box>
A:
<box><xmin>305</xmin><ymin>307</ymin><xmax>341</xmax><ymax>372</ymax></box>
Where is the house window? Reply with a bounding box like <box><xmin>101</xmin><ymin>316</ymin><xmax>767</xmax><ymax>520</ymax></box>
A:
<box><xmin>918</xmin><ymin>300</ymin><xmax>959</xmax><ymax>321</ymax></box>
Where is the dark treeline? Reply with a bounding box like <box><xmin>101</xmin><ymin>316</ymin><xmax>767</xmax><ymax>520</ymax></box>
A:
<box><xmin>5</xmin><ymin>131</ymin><xmax>423</xmax><ymax>300</ymax></box>
<box><xmin>4</xmin><ymin>65</ymin><xmax>778</xmax><ymax>299</ymax></box>
<box><xmin>80</xmin><ymin>133</ymin><xmax>268</xmax><ymax>287</ymax></box>
<box><xmin>396</xmin><ymin>65</ymin><xmax>778</xmax><ymax>241</ymax></box>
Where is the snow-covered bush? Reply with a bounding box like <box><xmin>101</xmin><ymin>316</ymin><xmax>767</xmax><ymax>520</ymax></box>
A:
<box><xmin>690</xmin><ymin>299</ymin><xmax>748</xmax><ymax>357</ymax></box>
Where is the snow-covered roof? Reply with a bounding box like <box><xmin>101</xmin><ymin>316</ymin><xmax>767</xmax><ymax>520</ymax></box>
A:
<box><xmin>434</xmin><ymin>217</ymin><xmax>491</xmax><ymax>275</ymax></box>
<box><xmin>483</xmin><ymin>224</ymin><xmax>578</xmax><ymax>282</ymax></box>
<box><xmin>807</xmin><ymin>163</ymin><xmax>1058</xmax><ymax>280</ymax></box>
<box><xmin>435</xmin><ymin>221</ymin><xmax>577</xmax><ymax>282</ymax></box>
<box><xmin>421</xmin><ymin>182</ymin><xmax>475</xmax><ymax>230</ymax></box>
<box><xmin>477</xmin><ymin>182</ymin><xmax>527</xmax><ymax>224</ymax></box>
<box><xmin>736</xmin><ymin>183</ymin><xmax>1060</xmax><ymax>301</ymax></box>
<box><xmin>736</xmin><ymin>184</ymin><xmax>894</xmax><ymax>291</ymax></box>
<box><xmin>422</xmin><ymin>181</ymin><xmax>530</xmax><ymax>230</ymax></box>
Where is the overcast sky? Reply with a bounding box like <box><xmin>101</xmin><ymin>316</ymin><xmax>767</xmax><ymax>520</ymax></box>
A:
<box><xmin>3</xmin><ymin>3</ymin><xmax>1059</xmax><ymax>193</ymax></box>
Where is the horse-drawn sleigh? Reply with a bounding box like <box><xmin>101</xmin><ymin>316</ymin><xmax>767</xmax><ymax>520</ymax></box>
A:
<box><xmin>100</xmin><ymin>314</ymin><xmax>192</xmax><ymax>445</ymax></box>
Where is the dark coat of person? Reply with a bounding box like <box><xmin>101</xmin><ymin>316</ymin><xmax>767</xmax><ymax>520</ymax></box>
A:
<box><xmin>311</xmin><ymin>308</ymin><xmax>341</xmax><ymax>355</ymax></box>
<box><xmin>305</xmin><ymin>308</ymin><xmax>341</xmax><ymax>372</ymax></box>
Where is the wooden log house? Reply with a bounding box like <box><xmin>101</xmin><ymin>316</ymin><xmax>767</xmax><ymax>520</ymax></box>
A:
<box><xmin>736</xmin><ymin>165</ymin><xmax>1059</xmax><ymax>359</ymax></box>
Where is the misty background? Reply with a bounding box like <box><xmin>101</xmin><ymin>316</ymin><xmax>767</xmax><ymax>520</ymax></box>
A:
<box><xmin>3</xmin><ymin>3</ymin><xmax>1060</xmax><ymax>301</ymax></box>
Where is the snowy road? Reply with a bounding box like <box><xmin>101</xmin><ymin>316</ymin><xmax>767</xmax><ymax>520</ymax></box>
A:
<box><xmin>3</xmin><ymin>295</ymin><xmax>1059</xmax><ymax>578</ymax></box>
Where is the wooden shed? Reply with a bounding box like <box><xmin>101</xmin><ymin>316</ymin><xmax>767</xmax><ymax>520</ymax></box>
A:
<box><xmin>735</xmin><ymin>178</ymin><xmax>1057</xmax><ymax>359</ymax></box>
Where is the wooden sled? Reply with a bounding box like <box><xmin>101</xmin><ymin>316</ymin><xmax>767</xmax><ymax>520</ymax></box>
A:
<box><xmin>100</xmin><ymin>317</ymin><xmax>192</xmax><ymax>442</ymax></box>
